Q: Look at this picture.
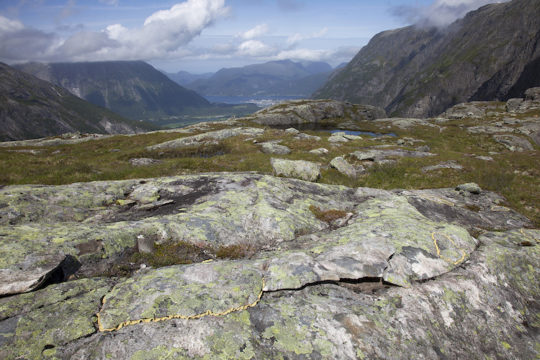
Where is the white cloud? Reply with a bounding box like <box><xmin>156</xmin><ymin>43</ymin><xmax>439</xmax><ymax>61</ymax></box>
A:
<box><xmin>239</xmin><ymin>23</ymin><xmax>269</xmax><ymax>40</ymax></box>
<box><xmin>0</xmin><ymin>0</ymin><xmax>230</xmax><ymax>62</ymax></box>
<box><xmin>392</xmin><ymin>0</ymin><xmax>510</xmax><ymax>27</ymax></box>
<box><xmin>0</xmin><ymin>15</ymin><xmax>24</xmax><ymax>33</ymax></box>
<box><xmin>286</xmin><ymin>27</ymin><xmax>328</xmax><ymax>46</ymax></box>
<box><xmin>238</xmin><ymin>40</ymin><xmax>274</xmax><ymax>57</ymax></box>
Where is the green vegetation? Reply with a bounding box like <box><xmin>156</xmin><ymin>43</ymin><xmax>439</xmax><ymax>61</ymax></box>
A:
<box><xmin>101</xmin><ymin>240</ymin><xmax>258</xmax><ymax>277</ymax></box>
<box><xmin>309</xmin><ymin>205</ymin><xmax>348</xmax><ymax>224</ymax></box>
<box><xmin>0</xmin><ymin>104</ymin><xmax>538</xmax><ymax>227</ymax></box>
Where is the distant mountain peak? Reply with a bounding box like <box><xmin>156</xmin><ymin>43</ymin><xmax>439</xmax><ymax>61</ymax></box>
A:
<box><xmin>0</xmin><ymin>63</ymin><xmax>155</xmax><ymax>141</ymax></box>
<box><xmin>15</xmin><ymin>61</ymin><xmax>210</xmax><ymax>122</ymax></box>
<box><xmin>186</xmin><ymin>59</ymin><xmax>333</xmax><ymax>97</ymax></box>
<box><xmin>314</xmin><ymin>0</ymin><xmax>540</xmax><ymax>117</ymax></box>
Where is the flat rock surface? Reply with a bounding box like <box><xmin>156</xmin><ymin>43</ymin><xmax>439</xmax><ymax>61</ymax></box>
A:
<box><xmin>0</xmin><ymin>174</ymin><xmax>538</xmax><ymax>359</ymax></box>
<box><xmin>146</xmin><ymin>127</ymin><xmax>265</xmax><ymax>151</ymax></box>
<box><xmin>247</xmin><ymin>99</ymin><xmax>386</xmax><ymax>126</ymax></box>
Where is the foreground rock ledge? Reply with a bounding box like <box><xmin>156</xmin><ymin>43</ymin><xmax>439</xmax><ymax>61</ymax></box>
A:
<box><xmin>0</xmin><ymin>173</ymin><xmax>538</xmax><ymax>359</ymax></box>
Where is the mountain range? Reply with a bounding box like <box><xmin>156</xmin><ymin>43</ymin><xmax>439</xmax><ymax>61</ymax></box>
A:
<box><xmin>314</xmin><ymin>0</ymin><xmax>540</xmax><ymax>117</ymax></box>
<box><xmin>0</xmin><ymin>63</ymin><xmax>155</xmax><ymax>141</ymax></box>
<box><xmin>186</xmin><ymin>60</ymin><xmax>333</xmax><ymax>97</ymax></box>
<box><xmin>15</xmin><ymin>61</ymin><xmax>211</xmax><ymax>123</ymax></box>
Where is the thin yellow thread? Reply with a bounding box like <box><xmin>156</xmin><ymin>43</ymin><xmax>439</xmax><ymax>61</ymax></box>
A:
<box><xmin>520</xmin><ymin>229</ymin><xmax>539</xmax><ymax>243</ymax></box>
<box><xmin>432</xmin><ymin>232</ymin><xmax>467</xmax><ymax>265</ymax></box>
<box><xmin>96</xmin><ymin>278</ymin><xmax>265</xmax><ymax>332</ymax></box>
<box><xmin>489</xmin><ymin>205</ymin><xmax>511</xmax><ymax>212</ymax></box>
<box><xmin>202</xmin><ymin>259</ymin><xmax>214</xmax><ymax>263</ymax></box>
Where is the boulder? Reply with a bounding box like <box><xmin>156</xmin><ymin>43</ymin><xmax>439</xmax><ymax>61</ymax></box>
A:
<box><xmin>309</xmin><ymin>148</ymin><xmax>329</xmax><ymax>155</ymax></box>
<box><xmin>524</xmin><ymin>87</ymin><xmax>540</xmax><ymax>101</ymax></box>
<box><xmin>129</xmin><ymin>158</ymin><xmax>162</xmax><ymax>166</ymax></box>
<box><xmin>284</xmin><ymin>128</ymin><xmax>300</xmax><ymax>135</ymax></box>
<box><xmin>270</xmin><ymin>158</ymin><xmax>321</xmax><ymax>181</ymax></box>
<box><xmin>330</xmin><ymin>157</ymin><xmax>357</xmax><ymax>178</ymax></box>
<box><xmin>493</xmin><ymin>134</ymin><xmax>534</xmax><ymax>152</ymax></box>
<box><xmin>147</xmin><ymin>127</ymin><xmax>265</xmax><ymax>151</ymax></box>
<box><xmin>259</xmin><ymin>142</ymin><xmax>291</xmax><ymax>155</ymax></box>
<box><xmin>249</xmin><ymin>100</ymin><xmax>386</xmax><ymax>126</ymax></box>
<box><xmin>456</xmin><ymin>182</ymin><xmax>482</xmax><ymax>194</ymax></box>
<box><xmin>506</xmin><ymin>98</ymin><xmax>524</xmax><ymax>112</ymax></box>
<box><xmin>421</xmin><ymin>161</ymin><xmax>463</xmax><ymax>173</ymax></box>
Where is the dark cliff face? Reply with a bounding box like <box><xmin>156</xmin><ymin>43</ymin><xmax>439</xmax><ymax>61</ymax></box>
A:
<box><xmin>314</xmin><ymin>0</ymin><xmax>540</xmax><ymax>117</ymax></box>
<box><xmin>0</xmin><ymin>63</ymin><xmax>156</xmax><ymax>141</ymax></box>
<box><xmin>16</xmin><ymin>61</ymin><xmax>210</xmax><ymax>122</ymax></box>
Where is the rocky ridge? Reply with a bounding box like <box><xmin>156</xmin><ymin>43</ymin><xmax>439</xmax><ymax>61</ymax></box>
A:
<box><xmin>314</xmin><ymin>0</ymin><xmax>540</xmax><ymax>117</ymax></box>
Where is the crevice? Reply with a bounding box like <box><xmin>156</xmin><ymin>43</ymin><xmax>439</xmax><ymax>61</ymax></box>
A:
<box><xmin>265</xmin><ymin>277</ymin><xmax>399</xmax><ymax>295</ymax></box>
<box><xmin>33</xmin><ymin>255</ymin><xmax>82</xmax><ymax>291</ymax></box>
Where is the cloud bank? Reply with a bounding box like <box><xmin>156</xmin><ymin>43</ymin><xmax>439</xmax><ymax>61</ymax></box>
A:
<box><xmin>0</xmin><ymin>0</ymin><xmax>357</xmax><ymax>68</ymax></box>
<box><xmin>392</xmin><ymin>0</ymin><xmax>510</xmax><ymax>27</ymax></box>
<box><xmin>0</xmin><ymin>0</ymin><xmax>229</xmax><ymax>63</ymax></box>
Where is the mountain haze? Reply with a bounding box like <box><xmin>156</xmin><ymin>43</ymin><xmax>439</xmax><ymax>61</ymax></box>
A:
<box><xmin>314</xmin><ymin>0</ymin><xmax>540</xmax><ymax>117</ymax></box>
<box><xmin>16</xmin><ymin>61</ymin><xmax>210</xmax><ymax>122</ymax></box>
<box><xmin>188</xmin><ymin>60</ymin><xmax>333</xmax><ymax>97</ymax></box>
<box><xmin>0</xmin><ymin>63</ymin><xmax>155</xmax><ymax>141</ymax></box>
<box><xmin>164</xmin><ymin>71</ymin><xmax>214</xmax><ymax>87</ymax></box>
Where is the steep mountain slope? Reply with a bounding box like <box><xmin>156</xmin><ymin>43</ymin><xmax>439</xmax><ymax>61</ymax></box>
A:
<box><xmin>188</xmin><ymin>60</ymin><xmax>332</xmax><ymax>97</ymax></box>
<box><xmin>314</xmin><ymin>0</ymin><xmax>540</xmax><ymax>117</ymax></box>
<box><xmin>0</xmin><ymin>63</ymin><xmax>156</xmax><ymax>141</ymax></box>
<box><xmin>16</xmin><ymin>61</ymin><xmax>210</xmax><ymax>122</ymax></box>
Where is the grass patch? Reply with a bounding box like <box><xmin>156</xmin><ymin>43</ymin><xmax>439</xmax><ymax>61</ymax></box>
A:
<box><xmin>1</xmin><ymin>104</ymin><xmax>538</xmax><ymax>227</ymax></box>
<box><xmin>309</xmin><ymin>205</ymin><xmax>348</xmax><ymax>224</ymax></box>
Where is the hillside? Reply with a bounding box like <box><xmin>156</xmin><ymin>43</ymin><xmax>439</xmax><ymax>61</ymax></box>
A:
<box><xmin>314</xmin><ymin>0</ymin><xmax>540</xmax><ymax>117</ymax></box>
<box><xmin>15</xmin><ymin>61</ymin><xmax>211</xmax><ymax>123</ymax></box>
<box><xmin>0</xmin><ymin>92</ymin><xmax>538</xmax><ymax>358</ymax></box>
<box><xmin>188</xmin><ymin>60</ymin><xmax>333</xmax><ymax>97</ymax></box>
<box><xmin>0</xmin><ymin>63</ymin><xmax>156</xmax><ymax>141</ymax></box>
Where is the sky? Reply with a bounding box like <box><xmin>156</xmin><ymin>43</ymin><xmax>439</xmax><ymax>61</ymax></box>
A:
<box><xmin>0</xmin><ymin>0</ymin><xmax>509</xmax><ymax>73</ymax></box>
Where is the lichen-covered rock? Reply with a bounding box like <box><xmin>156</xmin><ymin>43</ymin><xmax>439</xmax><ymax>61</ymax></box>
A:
<box><xmin>524</xmin><ymin>87</ymin><xmax>540</xmax><ymax>101</ymax></box>
<box><xmin>129</xmin><ymin>158</ymin><xmax>162</xmax><ymax>166</ymax></box>
<box><xmin>330</xmin><ymin>156</ymin><xmax>357</xmax><ymax>177</ymax></box>
<box><xmin>309</xmin><ymin>147</ymin><xmax>329</xmax><ymax>156</ymax></box>
<box><xmin>97</xmin><ymin>261</ymin><xmax>264</xmax><ymax>331</ymax></box>
<box><xmin>456</xmin><ymin>182</ymin><xmax>482</xmax><ymax>194</ymax></box>
<box><xmin>0</xmin><ymin>278</ymin><xmax>114</xmax><ymax>360</ymax></box>
<box><xmin>421</xmin><ymin>161</ymin><xmax>463</xmax><ymax>173</ymax></box>
<box><xmin>270</xmin><ymin>158</ymin><xmax>321</xmax><ymax>181</ymax></box>
<box><xmin>146</xmin><ymin>127</ymin><xmax>265</xmax><ymax>151</ymax></box>
<box><xmin>0</xmin><ymin>174</ymin><xmax>538</xmax><ymax>359</ymax></box>
<box><xmin>247</xmin><ymin>100</ymin><xmax>386</xmax><ymax>126</ymax></box>
<box><xmin>259</xmin><ymin>142</ymin><xmax>291</xmax><ymax>155</ymax></box>
<box><xmin>493</xmin><ymin>134</ymin><xmax>534</xmax><ymax>151</ymax></box>
<box><xmin>48</xmin><ymin>229</ymin><xmax>539</xmax><ymax>360</ymax></box>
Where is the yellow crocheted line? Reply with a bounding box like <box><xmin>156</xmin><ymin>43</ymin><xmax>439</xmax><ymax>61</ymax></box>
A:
<box><xmin>432</xmin><ymin>232</ymin><xmax>467</xmax><ymax>265</ymax></box>
<box><xmin>97</xmin><ymin>278</ymin><xmax>265</xmax><ymax>332</ymax></box>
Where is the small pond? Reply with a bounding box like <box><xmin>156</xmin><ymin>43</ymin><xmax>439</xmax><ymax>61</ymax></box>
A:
<box><xmin>270</xmin><ymin>124</ymin><xmax>396</xmax><ymax>137</ymax></box>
